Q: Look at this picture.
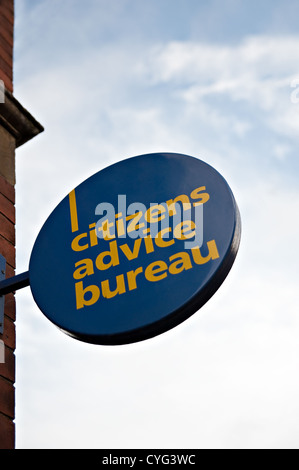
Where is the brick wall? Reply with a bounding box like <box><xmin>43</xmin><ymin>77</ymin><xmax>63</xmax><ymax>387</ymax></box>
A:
<box><xmin>0</xmin><ymin>0</ymin><xmax>14</xmax><ymax>93</ymax></box>
<box><xmin>0</xmin><ymin>131</ymin><xmax>15</xmax><ymax>451</ymax></box>
<box><xmin>0</xmin><ymin>0</ymin><xmax>15</xmax><ymax>449</ymax></box>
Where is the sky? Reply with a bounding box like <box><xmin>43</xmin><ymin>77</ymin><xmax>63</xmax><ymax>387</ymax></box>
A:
<box><xmin>11</xmin><ymin>0</ymin><xmax>299</xmax><ymax>449</ymax></box>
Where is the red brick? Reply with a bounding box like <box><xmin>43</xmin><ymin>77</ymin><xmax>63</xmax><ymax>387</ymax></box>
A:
<box><xmin>0</xmin><ymin>413</ymin><xmax>14</xmax><ymax>449</ymax></box>
<box><xmin>0</xmin><ymin>220</ymin><xmax>14</xmax><ymax>245</ymax></box>
<box><xmin>5</xmin><ymin>264</ymin><xmax>15</xmax><ymax>280</ymax></box>
<box><xmin>0</xmin><ymin>54</ymin><xmax>12</xmax><ymax>78</ymax></box>
<box><xmin>0</xmin><ymin>33</ymin><xmax>12</xmax><ymax>59</ymax></box>
<box><xmin>0</xmin><ymin>235</ymin><xmax>15</xmax><ymax>268</ymax></box>
<box><xmin>0</xmin><ymin>42</ymin><xmax>12</xmax><ymax>69</ymax></box>
<box><xmin>0</xmin><ymin>213</ymin><xmax>14</xmax><ymax>244</ymax></box>
<box><xmin>0</xmin><ymin>175</ymin><xmax>14</xmax><ymax>204</ymax></box>
<box><xmin>0</xmin><ymin>63</ymin><xmax>12</xmax><ymax>88</ymax></box>
<box><xmin>0</xmin><ymin>69</ymin><xmax>12</xmax><ymax>93</ymax></box>
<box><xmin>0</xmin><ymin>193</ymin><xmax>15</xmax><ymax>224</ymax></box>
<box><xmin>0</xmin><ymin>316</ymin><xmax>15</xmax><ymax>350</ymax></box>
<box><xmin>0</xmin><ymin>4</ymin><xmax>14</xmax><ymax>26</ymax></box>
<box><xmin>0</xmin><ymin>346</ymin><xmax>15</xmax><ymax>382</ymax></box>
<box><xmin>4</xmin><ymin>294</ymin><xmax>15</xmax><ymax>322</ymax></box>
<box><xmin>0</xmin><ymin>0</ymin><xmax>16</xmax><ymax>450</ymax></box>
<box><xmin>0</xmin><ymin>377</ymin><xmax>14</xmax><ymax>418</ymax></box>
<box><xmin>0</xmin><ymin>39</ymin><xmax>9</xmax><ymax>57</ymax></box>
<box><xmin>0</xmin><ymin>23</ymin><xmax>13</xmax><ymax>48</ymax></box>
<box><xmin>1</xmin><ymin>0</ymin><xmax>14</xmax><ymax>15</ymax></box>
<box><xmin>0</xmin><ymin>32</ymin><xmax>13</xmax><ymax>50</ymax></box>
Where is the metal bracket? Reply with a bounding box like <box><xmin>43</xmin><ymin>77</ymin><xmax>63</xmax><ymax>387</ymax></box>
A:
<box><xmin>0</xmin><ymin>270</ymin><xmax>30</xmax><ymax>297</ymax></box>
<box><xmin>0</xmin><ymin>254</ymin><xmax>6</xmax><ymax>335</ymax></box>
<box><xmin>0</xmin><ymin>254</ymin><xmax>30</xmax><ymax>335</ymax></box>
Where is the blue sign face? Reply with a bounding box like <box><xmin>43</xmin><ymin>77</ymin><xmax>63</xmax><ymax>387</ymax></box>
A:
<box><xmin>29</xmin><ymin>153</ymin><xmax>241</xmax><ymax>345</ymax></box>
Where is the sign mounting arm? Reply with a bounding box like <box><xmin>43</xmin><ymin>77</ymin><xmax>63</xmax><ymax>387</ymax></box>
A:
<box><xmin>0</xmin><ymin>271</ymin><xmax>30</xmax><ymax>296</ymax></box>
<box><xmin>0</xmin><ymin>253</ymin><xmax>30</xmax><ymax>334</ymax></box>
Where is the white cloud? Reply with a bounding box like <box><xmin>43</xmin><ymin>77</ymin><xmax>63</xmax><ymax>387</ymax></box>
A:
<box><xmin>140</xmin><ymin>36</ymin><xmax>299</xmax><ymax>141</ymax></box>
<box><xmin>143</xmin><ymin>36</ymin><xmax>299</xmax><ymax>85</ymax></box>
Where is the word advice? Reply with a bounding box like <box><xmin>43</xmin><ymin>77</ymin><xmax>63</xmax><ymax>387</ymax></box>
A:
<box><xmin>69</xmin><ymin>185</ymin><xmax>220</xmax><ymax>310</ymax></box>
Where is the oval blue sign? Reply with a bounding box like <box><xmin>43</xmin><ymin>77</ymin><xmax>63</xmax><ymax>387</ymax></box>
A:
<box><xmin>29</xmin><ymin>153</ymin><xmax>241</xmax><ymax>345</ymax></box>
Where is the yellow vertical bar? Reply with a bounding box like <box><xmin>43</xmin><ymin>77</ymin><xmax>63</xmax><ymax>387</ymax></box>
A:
<box><xmin>69</xmin><ymin>189</ymin><xmax>79</xmax><ymax>233</ymax></box>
